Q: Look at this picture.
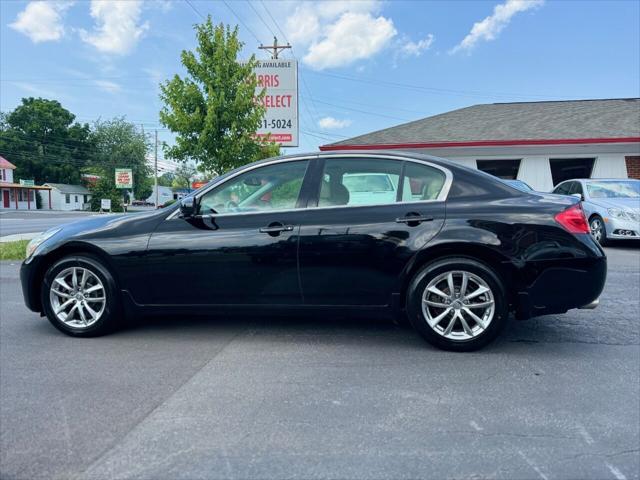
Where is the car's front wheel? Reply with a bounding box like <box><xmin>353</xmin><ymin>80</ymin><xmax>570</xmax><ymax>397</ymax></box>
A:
<box><xmin>41</xmin><ymin>255</ymin><xmax>121</xmax><ymax>337</ymax></box>
<box><xmin>589</xmin><ymin>215</ymin><xmax>607</xmax><ymax>245</ymax></box>
<box><xmin>406</xmin><ymin>258</ymin><xmax>508</xmax><ymax>351</ymax></box>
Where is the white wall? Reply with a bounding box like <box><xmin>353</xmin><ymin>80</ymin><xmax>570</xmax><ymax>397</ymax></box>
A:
<box><xmin>1</xmin><ymin>168</ymin><xmax>14</xmax><ymax>183</ymax></box>
<box><xmin>591</xmin><ymin>154</ymin><xmax>628</xmax><ymax>178</ymax></box>
<box><xmin>50</xmin><ymin>190</ymin><xmax>90</xmax><ymax>211</ymax></box>
<box><xmin>416</xmin><ymin>148</ymin><xmax>636</xmax><ymax>192</ymax></box>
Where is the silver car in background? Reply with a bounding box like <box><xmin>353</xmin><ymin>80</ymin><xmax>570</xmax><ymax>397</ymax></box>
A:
<box><xmin>551</xmin><ymin>178</ymin><xmax>640</xmax><ymax>244</ymax></box>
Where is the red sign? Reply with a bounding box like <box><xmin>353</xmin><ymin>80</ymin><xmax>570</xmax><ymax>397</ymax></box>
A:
<box><xmin>256</xmin><ymin>133</ymin><xmax>293</xmax><ymax>142</ymax></box>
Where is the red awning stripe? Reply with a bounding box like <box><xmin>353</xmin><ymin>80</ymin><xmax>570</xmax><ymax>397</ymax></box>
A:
<box><xmin>319</xmin><ymin>137</ymin><xmax>640</xmax><ymax>151</ymax></box>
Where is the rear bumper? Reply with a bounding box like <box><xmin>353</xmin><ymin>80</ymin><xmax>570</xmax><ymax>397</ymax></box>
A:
<box><xmin>515</xmin><ymin>255</ymin><xmax>607</xmax><ymax>319</ymax></box>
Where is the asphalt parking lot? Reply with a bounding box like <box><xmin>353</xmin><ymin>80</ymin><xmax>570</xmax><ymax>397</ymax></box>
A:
<box><xmin>1</xmin><ymin>246</ymin><xmax>639</xmax><ymax>480</ymax></box>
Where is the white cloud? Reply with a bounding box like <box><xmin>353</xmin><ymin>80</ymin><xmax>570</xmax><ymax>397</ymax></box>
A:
<box><xmin>12</xmin><ymin>82</ymin><xmax>60</xmax><ymax>99</ymax></box>
<box><xmin>401</xmin><ymin>34</ymin><xmax>435</xmax><ymax>57</ymax></box>
<box><xmin>80</xmin><ymin>0</ymin><xmax>148</xmax><ymax>55</ymax></box>
<box><xmin>9</xmin><ymin>1</ymin><xmax>73</xmax><ymax>43</ymax></box>
<box><xmin>94</xmin><ymin>80</ymin><xmax>121</xmax><ymax>94</ymax></box>
<box><xmin>304</xmin><ymin>12</ymin><xmax>396</xmax><ymax>70</ymax></box>
<box><xmin>318</xmin><ymin>116</ymin><xmax>352</xmax><ymax>129</ymax></box>
<box><xmin>285</xmin><ymin>1</ymin><xmax>396</xmax><ymax>70</ymax></box>
<box><xmin>450</xmin><ymin>0</ymin><xmax>544</xmax><ymax>54</ymax></box>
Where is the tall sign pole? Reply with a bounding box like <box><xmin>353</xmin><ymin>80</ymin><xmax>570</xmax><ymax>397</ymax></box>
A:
<box><xmin>154</xmin><ymin>130</ymin><xmax>159</xmax><ymax>209</ymax></box>
<box><xmin>254</xmin><ymin>38</ymin><xmax>298</xmax><ymax>147</ymax></box>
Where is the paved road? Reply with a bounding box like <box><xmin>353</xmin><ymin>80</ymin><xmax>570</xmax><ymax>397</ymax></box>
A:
<box><xmin>0</xmin><ymin>210</ymin><xmax>154</xmax><ymax>237</ymax></box>
<box><xmin>0</xmin><ymin>211</ymin><xmax>100</xmax><ymax>237</ymax></box>
<box><xmin>1</xmin><ymin>247</ymin><xmax>639</xmax><ymax>480</ymax></box>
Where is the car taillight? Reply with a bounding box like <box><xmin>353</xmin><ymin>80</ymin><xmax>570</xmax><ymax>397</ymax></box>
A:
<box><xmin>554</xmin><ymin>203</ymin><xmax>590</xmax><ymax>234</ymax></box>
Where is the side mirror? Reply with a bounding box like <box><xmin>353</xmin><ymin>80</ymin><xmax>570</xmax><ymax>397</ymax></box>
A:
<box><xmin>179</xmin><ymin>197</ymin><xmax>196</xmax><ymax>218</ymax></box>
<box><xmin>571</xmin><ymin>193</ymin><xmax>583</xmax><ymax>201</ymax></box>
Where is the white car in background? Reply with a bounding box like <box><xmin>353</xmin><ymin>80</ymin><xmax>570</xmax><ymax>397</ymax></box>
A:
<box><xmin>551</xmin><ymin>178</ymin><xmax>640</xmax><ymax>244</ymax></box>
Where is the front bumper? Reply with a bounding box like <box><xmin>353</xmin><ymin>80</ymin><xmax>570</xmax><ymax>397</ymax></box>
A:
<box><xmin>605</xmin><ymin>217</ymin><xmax>640</xmax><ymax>239</ymax></box>
<box><xmin>20</xmin><ymin>257</ymin><xmax>43</xmax><ymax>313</ymax></box>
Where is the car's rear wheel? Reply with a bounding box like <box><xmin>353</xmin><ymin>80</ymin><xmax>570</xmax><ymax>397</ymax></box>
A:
<box><xmin>41</xmin><ymin>255</ymin><xmax>121</xmax><ymax>337</ymax></box>
<box><xmin>406</xmin><ymin>258</ymin><xmax>508</xmax><ymax>351</ymax></box>
<box><xmin>589</xmin><ymin>215</ymin><xmax>607</xmax><ymax>245</ymax></box>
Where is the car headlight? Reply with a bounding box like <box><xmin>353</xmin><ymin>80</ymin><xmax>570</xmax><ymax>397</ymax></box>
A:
<box><xmin>25</xmin><ymin>228</ymin><xmax>62</xmax><ymax>260</ymax></box>
<box><xmin>607</xmin><ymin>208</ymin><xmax>630</xmax><ymax>220</ymax></box>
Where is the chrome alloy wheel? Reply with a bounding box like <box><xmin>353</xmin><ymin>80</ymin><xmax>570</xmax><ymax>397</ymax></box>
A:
<box><xmin>421</xmin><ymin>270</ymin><xmax>495</xmax><ymax>341</ymax></box>
<box><xmin>49</xmin><ymin>267</ymin><xmax>106</xmax><ymax>328</ymax></box>
<box><xmin>590</xmin><ymin>218</ymin><xmax>604</xmax><ymax>243</ymax></box>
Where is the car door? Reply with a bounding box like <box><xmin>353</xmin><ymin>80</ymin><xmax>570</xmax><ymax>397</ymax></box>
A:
<box><xmin>144</xmin><ymin>158</ymin><xmax>313</xmax><ymax>306</ymax></box>
<box><xmin>297</xmin><ymin>156</ymin><xmax>449</xmax><ymax>307</ymax></box>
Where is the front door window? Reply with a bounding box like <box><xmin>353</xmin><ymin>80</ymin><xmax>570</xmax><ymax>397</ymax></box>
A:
<box><xmin>198</xmin><ymin>160</ymin><xmax>309</xmax><ymax>215</ymax></box>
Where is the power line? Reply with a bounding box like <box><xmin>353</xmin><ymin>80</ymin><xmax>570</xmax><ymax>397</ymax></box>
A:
<box><xmin>301</xmin><ymin>97</ymin><xmax>412</xmax><ymax>122</ymax></box>
<box><xmin>184</xmin><ymin>0</ymin><xmax>205</xmax><ymax>19</ymax></box>
<box><xmin>305</xmin><ymin>71</ymin><xmax>559</xmax><ymax>101</ymax></box>
<box><xmin>246</xmin><ymin>1</ymin><xmax>275</xmax><ymax>38</ymax></box>
<box><xmin>221</xmin><ymin>0</ymin><xmax>261</xmax><ymax>44</ymax></box>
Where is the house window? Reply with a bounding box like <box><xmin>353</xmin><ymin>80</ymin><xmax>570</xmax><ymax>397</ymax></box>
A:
<box><xmin>1</xmin><ymin>169</ymin><xmax>5</xmax><ymax>181</ymax></box>
<box><xmin>75</xmin><ymin>195</ymin><xmax>79</xmax><ymax>203</ymax></box>
<box><xmin>550</xmin><ymin>158</ymin><xmax>595</xmax><ymax>186</ymax></box>
<box><xmin>9</xmin><ymin>189</ymin><xmax>15</xmax><ymax>201</ymax></box>
<box><xmin>476</xmin><ymin>159</ymin><xmax>522</xmax><ymax>179</ymax></box>
<box><xmin>83</xmin><ymin>195</ymin><xmax>88</xmax><ymax>203</ymax></box>
<box><xmin>65</xmin><ymin>194</ymin><xmax>70</xmax><ymax>204</ymax></box>
<box><xmin>29</xmin><ymin>190</ymin><xmax>35</xmax><ymax>202</ymax></box>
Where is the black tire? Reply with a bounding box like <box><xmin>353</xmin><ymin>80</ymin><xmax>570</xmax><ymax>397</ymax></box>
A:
<box><xmin>406</xmin><ymin>257</ymin><xmax>508</xmax><ymax>352</ymax></box>
<box><xmin>589</xmin><ymin>215</ymin><xmax>608</xmax><ymax>246</ymax></box>
<box><xmin>41</xmin><ymin>254</ymin><xmax>121</xmax><ymax>337</ymax></box>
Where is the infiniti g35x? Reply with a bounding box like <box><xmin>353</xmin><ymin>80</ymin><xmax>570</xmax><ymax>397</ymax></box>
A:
<box><xmin>21</xmin><ymin>152</ymin><xmax>606</xmax><ymax>351</ymax></box>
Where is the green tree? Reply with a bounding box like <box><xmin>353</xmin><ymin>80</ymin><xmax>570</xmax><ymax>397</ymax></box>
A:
<box><xmin>171</xmin><ymin>163</ymin><xmax>198</xmax><ymax>189</ymax></box>
<box><xmin>0</xmin><ymin>98</ymin><xmax>93</xmax><ymax>184</ymax></box>
<box><xmin>157</xmin><ymin>172</ymin><xmax>175</xmax><ymax>187</ymax></box>
<box><xmin>88</xmin><ymin>177</ymin><xmax>124</xmax><ymax>212</ymax></box>
<box><xmin>159</xmin><ymin>17</ymin><xmax>267</xmax><ymax>175</ymax></box>
<box><xmin>89</xmin><ymin>118</ymin><xmax>152</xmax><ymax>200</ymax></box>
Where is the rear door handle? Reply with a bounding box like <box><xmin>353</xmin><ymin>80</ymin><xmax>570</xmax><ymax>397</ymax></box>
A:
<box><xmin>395</xmin><ymin>214</ymin><xmax>434</xmax><ymax>225</ymax></box>
<box><xmin>259</xmin><ymin>222</ymin><xmax>294</xmax><ymax>235</ymax></box>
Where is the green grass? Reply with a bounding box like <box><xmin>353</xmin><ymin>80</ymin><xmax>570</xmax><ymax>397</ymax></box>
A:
<box><xmin>0</xmin><ymin>240</ymin><xmax>29</xmax><ymax>261</ymax></box>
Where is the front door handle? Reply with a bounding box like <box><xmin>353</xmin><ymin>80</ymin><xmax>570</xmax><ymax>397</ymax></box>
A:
<box><xmin>259</xmin><ymin>222</ymin><xmax>294</xmax><ymax>236</ymax></box>
<box><xmin>395</xmin><ymin>213</ymin><xmax>434</xmax><ymax>225</ymax></box>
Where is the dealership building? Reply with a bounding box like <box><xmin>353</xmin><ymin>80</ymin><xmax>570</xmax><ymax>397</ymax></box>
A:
<box><xmin>320</xmin><ymin>98</ymin><xmax>640</xmax><ymax>191</ymax></box>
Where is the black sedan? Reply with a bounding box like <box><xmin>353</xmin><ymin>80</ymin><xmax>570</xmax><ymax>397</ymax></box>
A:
<box><xmin>20</xmin><ymin>151</ymin><xmax>606</xmax><ymax>351</ymax></box>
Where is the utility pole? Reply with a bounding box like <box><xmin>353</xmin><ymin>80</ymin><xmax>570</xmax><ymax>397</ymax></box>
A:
<box><xmin>154</xmin><ymin>130</ymin><xmax>159</xmax><ymax>209</ymax></box>
<box><xmin>258</xmin><ymin>36</ymin><xmax>291</xmax><ymax>59</ymax></box>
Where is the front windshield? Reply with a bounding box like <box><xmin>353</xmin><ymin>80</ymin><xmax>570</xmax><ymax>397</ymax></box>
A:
<box><xmin>586</xmin><ymin>181</ymin><xmax>640</xmax><ymax>199</ymax></box>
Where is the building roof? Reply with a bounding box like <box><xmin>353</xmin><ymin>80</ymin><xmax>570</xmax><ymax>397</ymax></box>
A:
<box><xmin>321</xmin><ymin>98</ymin><xmax>640</xmax><ymax>150</ymax></box>
<box><xmin>0</xmin><ymin>182</ymin><xmax>51</xmax><ymax>190</ymax></box>
<box><xmin>0</xmin><ymin>155</ymin><xmax>17</xmax><ymax>169</ymax></box>
<box><xmin>44</xmin><ymin>183</ymin><xmax>90</xmax><ymax>194</ymax></box>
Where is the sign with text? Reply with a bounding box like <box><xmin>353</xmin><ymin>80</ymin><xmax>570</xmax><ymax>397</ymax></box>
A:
<box><xmin>115</xmin><ymin>168</ymin><xmax>133</xmax><ymax>189</ymax></box>
<box><xmin>19</xmin><ymin>179</ymin><xmax>35</xmax><ymax>187</ymax></box>
<box><xmin>253</xmin><ymin>59</ymin><xmax>298</xmax><ymax>147</ymax></box>
<box><xmin>100</xmin><ymin>199</ymin><xmax>111</xmax><ymax>211</ymax></box>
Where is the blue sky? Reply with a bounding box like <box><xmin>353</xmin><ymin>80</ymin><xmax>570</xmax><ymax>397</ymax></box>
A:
<box><xmin>1</xmin><ymin>0</ymin><xmax>639</xmax><ymax>161</ymax></box>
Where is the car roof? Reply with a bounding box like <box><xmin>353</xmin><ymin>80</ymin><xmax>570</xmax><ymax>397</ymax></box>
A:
<box><xmin>559</xmin><ymin>178</ymin><xmax>639</xmax><ymax>184</ymax></box>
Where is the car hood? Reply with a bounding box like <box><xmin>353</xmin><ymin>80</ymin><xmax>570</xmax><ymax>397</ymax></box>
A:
<box><xmin>36</xmin><ymin>208</ymin><xmax>172</xmax><ymax>251</ymax></box>
<box><xmin>587</xmin><ymin>197</ymin><xmax>640</xmax><ymax>212</ymax></box>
